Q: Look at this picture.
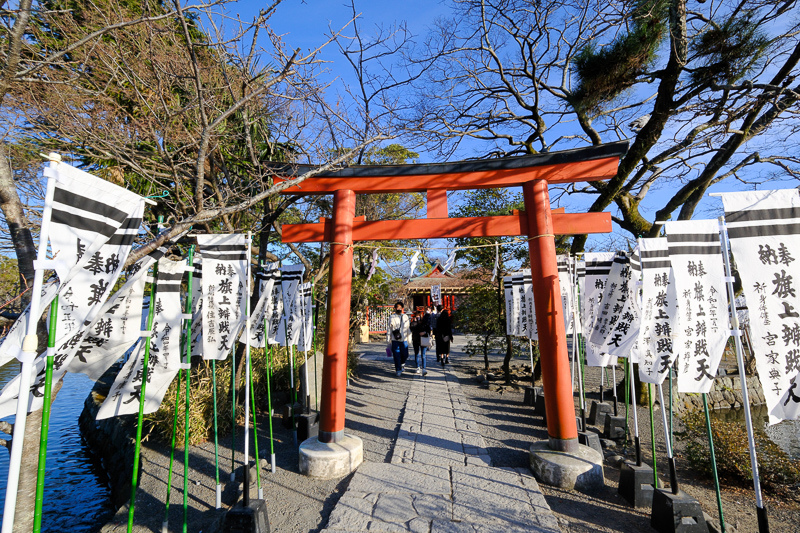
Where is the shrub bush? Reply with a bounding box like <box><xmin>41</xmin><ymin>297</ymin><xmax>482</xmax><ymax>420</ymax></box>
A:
<box><xmin>681</xmin><ymin>409</ymin><xmax>800</xmax><ymax>494</ymax></box>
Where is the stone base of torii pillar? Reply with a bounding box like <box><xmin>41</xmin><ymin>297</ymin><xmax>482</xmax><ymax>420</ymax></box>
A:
<box><xmin>529</xmin><ymin>441</ymin><xmax>604</xmax><ymax>492</ymax></box>
<box><xmin>299</xmin><ymin>434</ymin><xmax>364</xmax><ymax>479</ymax></box>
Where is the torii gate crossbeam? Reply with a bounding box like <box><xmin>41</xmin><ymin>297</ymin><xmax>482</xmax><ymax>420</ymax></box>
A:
<box><xmin>276</xmin><ymin>141</ymin><xmax>628</xmax><ymax>476</ymax></box>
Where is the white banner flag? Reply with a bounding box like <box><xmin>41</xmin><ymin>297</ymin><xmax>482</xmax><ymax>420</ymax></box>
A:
<box><xmin>589</xmin><ymin>250</ymin><xmax>642</xmax><ymax>358</ymax></box>
<box><xmin>557</xmin><ymin>255</ymin><xmax>574</xmax><ymax>334</ymax></box>
<box><xmin>0</xmin><ymin>207</ymin><xmax>144</xmax><ymax>418</ymax></box>
<box><xmin>198</xmin><ymin>234</ymin><xmax>248</xmax><ymax>360</ymax></box>
<box><xmin>503</xmin><ymin>271</ymin><xmax>537</xmax><ymax>339</ymax></box>
<box><xmin>721</xmin><ymin>189</ymin><xmax>800</xmax><ymax>423</ymax></box>
<box><xmin>280</xmin><ymin>264</ymin><xmax>305</xmax><ymax>347</ymax></box>
<box><xmin>298</xmin><ymin>282</ymin><xmax>314</xmax><ymax>352</ymax></box>
<box><xmin>504</xmin><ymin>276</ymin><xmax>514</xmax><ymax>336</ymax></box>
<box><xmin>46</xmin><ymin>162</ymin><xmax>144</xmax><ymax>283</ymax></box>
<box><xmin>96</xmin><ymin>259</ymin><xmax>186</xmax><ymax>419</ymax></box>
<box><xmin>64</xmin><ymin>254</ymin><xmax>156</xmax><ymax>381</ymax></box>
<box><xmin>246</xmin><ymin>262</ymin><xmax>280</xmax><ymax>347</ymax></box>
<box><xmin>189</xmin><ymin>257</ymin><xmax>203</xmax><ymax>357</ymax></box>
<box><xmin>0</xmin><ymin>283</ymin><xmax>58</xmax><ymax>367</ymax></box>
<box><xmin>522</xmin><ymin>269</ymin><xmax>538</xmax><ymax>340</ymax></box>
<box><xmin>431</xmin><ymin>284</ymin><xmax>442</xmax><ymax>303</ymax></box>
<box><xmin>665</xmin><ymin>220</ymin><xmax>728</xmax><ymax>393</ymax></box>
<box><xmin>636</xmin><ymin>238</ymin><xmax>681</xmax><ymax>385</ymax></box>
<box><xmin>582</xmin><ymin>252</ymin><xmax>615</xmax><ymax>366</ymax></box>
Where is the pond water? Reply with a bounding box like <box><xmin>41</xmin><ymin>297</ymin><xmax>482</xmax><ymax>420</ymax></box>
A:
<box><xmin>0</xmin><ymin>362</ymin><xmax>115</xmax><ymax>531</ymax></box>
<box><xmin>710</xmin><ymin>404</ymin><xmax>800</xmax><ymax>460</ymax></box>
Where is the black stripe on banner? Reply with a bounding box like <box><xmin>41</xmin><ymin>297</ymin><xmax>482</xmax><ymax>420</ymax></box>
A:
<box><xmin>640</xmin><ymin>249</ymin><xmax>669</xmax><ymax>259</ymax></box>
<box><xmin>725</xmin><ymin>206</ymin><xmax>800</xmax><ymax>224</ymax></box>
<box><xmin>728</xmin><ymin>223</ymin><xmax>800</xmax><ymax>239</ymax></box>
<box><xmin>53</xmin><ymin>187</ymin><xmax>129</xmax><ymax>223</ymax></box>
<box><xmin>613</xmin><ymin>256</ymin><xmax>628</xmax><ymax>264</ymax></box>
<box><xmin>157</xmin><ymin>286</ymin><xmax>181</xmax><ymax>293</ymax></box>
<box><xmin>202</xmin><ymin>253</ymin><xmax>247</xmax><ymax>261</ymax></box>
<box><xmin>666</xmin><ymin>245</ymin><xmax>721</xmax><ymax>255</ymax></box>
<box><xmin>282</xmin><ymin>274</ymin><xmax>303</xmax><ymax>280</ymax></box>
<box><xmin>642</xmin><ymin>260</ymin><xmax>671</xmax><ymax>269</ymax></box>
<box><xmin>198</xmin><ymin>244</ymin><xmax>245</xmax><ymax>252</ymax></box>
<box><xmin>106</xmin><ymin>233</ymin><xmax>138</xmax><ymax>247</ymax></box>
<box><xmin>587</xmin><ymin>260</ymin><xmax>613</xmax><ymax>267</ymax></box>
<box><xmin>52</xmin><ymin>209</ymin><xmax>117</xmax><ymax>237</ymax></box>
<box><xmin>160</xmin><ymin>272</ymin><xmax>184</xmax><ymax>281</ymax></box>
<box><xmin>666</xmin><ymin>233</ymin><xmax>719</xmax><ymax>243</ymax></box>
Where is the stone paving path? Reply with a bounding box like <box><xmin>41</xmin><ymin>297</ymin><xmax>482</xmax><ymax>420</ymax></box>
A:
<box><xmin>321</xmin><ymin>366</ymin><xmax>561</xmax><ymax>532</ymax></box>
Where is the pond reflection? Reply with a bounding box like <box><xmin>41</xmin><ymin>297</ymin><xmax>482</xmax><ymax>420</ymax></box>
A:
<box><xmin>0</xmin><ymin>362</ymin><xmax>114</xmax><ymax>531</ymax></box>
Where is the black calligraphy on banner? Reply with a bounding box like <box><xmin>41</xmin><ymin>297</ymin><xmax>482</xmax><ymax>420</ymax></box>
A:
<box><xmin>582</xmin><ymin>252</ymin><xmax>615</xmax><ymax>367</ymax></box>
<box><xmin>96</xmin><ymin>259</ymin><xmax>185</xmax><ymax>420</ymax></box>
<box><xmin>637</xmin><ymin>238</ymin><xmax>682</xmax><ymax>385</ymax></box>
<box><xmin>722</xmin><ymin>189</ymin><xmax>800</xmax><ymax>423</ymax></box>
<box><xmin>665</xmin><ymin>220</ymin><xmax>728</xmax><ymax>393</ymax></box>
<box><xmin>198</xmin><ymin>234</ymin><xmax>248</xmax><ymax>360</ymax></box>
<box><xmin>280</xmin><ymin>265</ymin><xmax>305</xmax><ymax>347</ymax></box>
<box><xmin>589</xmin><ymin>250</ymin><xmax>642</xmax><ymax>359</ymax></box>
<box><xmin>245</xmin><ymin>262</ymin><xmax>280</xmax><ymax>347</ymax></box>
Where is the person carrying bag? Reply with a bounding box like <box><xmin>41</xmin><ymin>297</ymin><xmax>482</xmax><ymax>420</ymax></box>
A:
<box><xmin>387</xmin><ymin>301</ymin><xmax>412</xmax><ymax>376</ymax></box>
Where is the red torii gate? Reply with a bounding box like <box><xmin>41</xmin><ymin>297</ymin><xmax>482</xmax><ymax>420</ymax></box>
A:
<box><xmin>278</xmin><ymin>141</ymin><xmax>627</xmax><ymax>474</ymax></box>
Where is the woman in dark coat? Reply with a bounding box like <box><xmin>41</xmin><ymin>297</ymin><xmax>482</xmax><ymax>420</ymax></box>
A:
<box><xmin>435</xmin><ymin>309</ymin><xmax>454</xmax><ymax>366</ymax></box>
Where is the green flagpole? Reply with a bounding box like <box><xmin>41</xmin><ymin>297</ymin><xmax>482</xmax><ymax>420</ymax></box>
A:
<box><xmin>212</xmin><ymin>359</ymin><xmax>221</xmax><ymax>508</ymax></box>
<box><xmin>32</xmin><ymin>295</ymin><xmax>59</xmax><ymax>533</ymax></box>
<box><xmin>248</xmin><ymin>353</ymin><xmax>263</xmax><ymax>498</ymax></box>
<box><xmin>162</xmin><ymin>371</ymin><xmax>183</xmax><ymax>533</ymax></box>
<box><xmin>128</xmin><ymin>260</ymin><xmax>160</xmax><ymax>532</ymax></box>
<box><xmin>265</xmin><ymin>343</ymin><xmax>276</xmax><ymax>473</ymax></box>
<box><xmin>648</xmin><ymin>383</ymin><xmax>658</xmax><ymax>486</ymax></box>
<box><xmin>703</xmin><ymin>394</ymin><xmax>726</xmax><ymax>532</ymax></box>
<box><xmin>182</xmin><ymin>245</ymin><xmax>195</xmax><ymax>532</ymax></box>
<box><xmin>231</xmin><ymin>345</ymin><xmax>236</xmax><ymax>481</ymax></box>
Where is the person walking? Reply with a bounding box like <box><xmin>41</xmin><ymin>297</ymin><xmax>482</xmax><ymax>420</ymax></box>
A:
<box><xmin>411</xmin><ymin>310</ymin><xmax>431</xmax><ymax>375</ymax></box>
<box><xmin>387</xmin><ymin>301</ymin><xmax>411</xmax><ymax>376</ymax></box>
<box><xmin>430</xmin><ymin>305</ymin><xmax>442</xmax><ymax>362</ymax></box>
<box><xmin>435</xmin><ymin>308</ymin><xmax>454</xmax><ymax>366</ymax></box>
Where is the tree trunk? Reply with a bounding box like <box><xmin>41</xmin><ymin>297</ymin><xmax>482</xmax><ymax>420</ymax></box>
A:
<box><xmin>0</xmin><ymin>145</ymin><xmax>36</xmax><ymax>307</ymax></box>
<box><xmin>502</xmin><ymin>334</ymin><xmax>512</xmax><ymax>383</ymax></box>
<box><xmin>482</xmin><ymin>336</ymin><xmax>490</xmax><ymax>371</ymax></box>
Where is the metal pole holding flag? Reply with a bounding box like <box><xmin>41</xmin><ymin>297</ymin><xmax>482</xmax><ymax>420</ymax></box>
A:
<box><xmin>312</xmin><ymin>282</ymin><xmax>319</xmax><ymax>411</ymax></box>
<box><xmin>629</xmin><ymin>361</ymin><xmax>642</xmax><ymax>466</ymax></box>
<box><xmin>212</xmin><ymin>359</ymin><xmax>221</xmax><ymax>508</ymax></box>
<box><xmin>242</xmin><ymin>232</ymin><xmax>253</xmax><ymax>505</ymax></box>
<box><xmin>2</xmin><ymin>160</ymin><xmax>57</xmax><ymax>533</ymax></box>
<box><xmin>264</xmin><ymin>344</ymin><xmax>276</xmax><ymax>473</ymax></box>
<box><xmin>648</xmin><ymin>384</ymin><xmax>658</xmax><ymax>486</ymax></box>
<box><xmin>230</xmin><ymin>344</ymin><xmax>236</xmax><ymax>482</ymax></box>
<box><xmin>182</xmin><ymin>246</ymin><xmax>195</xmax><ymax>532</ymax></box>
<box><xmin>128</xmin><ymin>261</ymin><xmax>160</xmax><ymax>533</ymax></box>
<box><xmin>719</xmin><ymin>216</ymin><xmax>768</xmax><ymax>532</ymax></box>
<box><xmin>612</xmin><ymin>365</ymin><xmax>619</xmax><ymax>416</ymax></box>
<box><xmin>285</xmin><ymin>319</ymin><xmax>298</xmax><ymax>446</ymax></box>
<box><xmin>657</xmin><ymin>383</ymin><xmax>678</xmax><ymax>494</ymax></box>
<box><xmin>32</xmin><ymin>295</ymin><xmax>59</xmax><ymax>533</ymax></box>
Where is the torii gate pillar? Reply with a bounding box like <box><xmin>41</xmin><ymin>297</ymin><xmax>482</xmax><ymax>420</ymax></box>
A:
<box><xmin>522</xmin><ymin>180</ymin><xmax>578</xmax><ymax>452</ymax></box>
<box><xmin>320</xmin><ymin>189</ymin><xmax>355</xmax><ymax>443</ymax></box>
<box><xmin>299</xmin><ymin>188</ymin><xmax>364</xmax><ymax>479</ymax></box>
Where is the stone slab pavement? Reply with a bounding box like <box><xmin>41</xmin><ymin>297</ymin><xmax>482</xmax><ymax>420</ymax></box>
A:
<box><xmin>321</xmin><ymin>362</ymin><xmax>561</xmax><ymax>532</ymax></box>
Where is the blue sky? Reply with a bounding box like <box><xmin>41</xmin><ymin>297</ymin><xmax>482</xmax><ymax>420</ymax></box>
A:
<box><xmin>250</xmin><ymin>1</ymin><xmax>798</xmax><ymax>270</ymax></box>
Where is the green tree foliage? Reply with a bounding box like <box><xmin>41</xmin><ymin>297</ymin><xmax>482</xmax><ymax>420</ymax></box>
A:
<box><xmin>454</xmin><ymin>282</ymin><xmax>505</xmax><ymax>371</ymax></box>
<box><xmin>572</xmin><ymin>0</ymin><xmax>668</xmax><ymax>112</ymax></box>
<box><xmin>408</xmin><ymin>0</ymin><xmax>800</xmax><ymax>251</ymax></box>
